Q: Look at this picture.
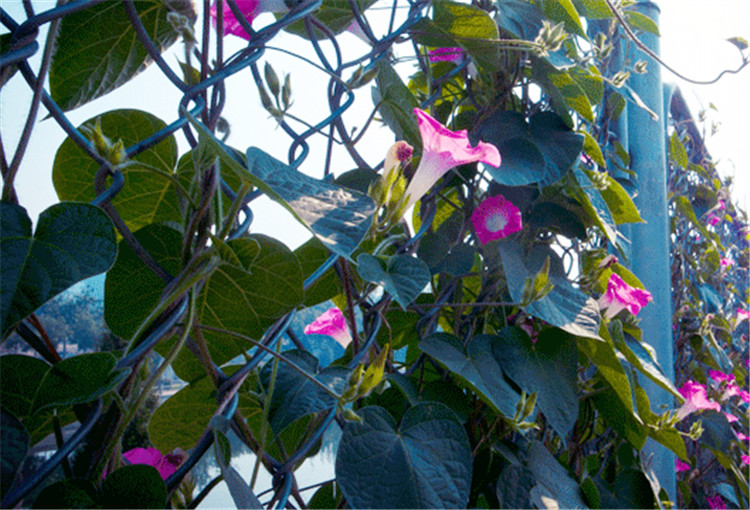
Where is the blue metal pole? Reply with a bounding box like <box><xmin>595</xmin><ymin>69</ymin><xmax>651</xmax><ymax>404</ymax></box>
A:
<box><xmin>626</xmin><ymin>0</ymin><xmax>675</xmax><ymax>500</ymax></box>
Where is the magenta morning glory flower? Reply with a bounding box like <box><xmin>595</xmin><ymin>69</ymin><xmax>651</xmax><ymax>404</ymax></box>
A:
<box><xmin>596</xmin><ymin>273</ymin><xmax>653</xmax><ymax>320</ymax></box>
<box><xmin>123</xmin><ymin>447</ymin><xmax>184</xmax><ymax>480</ymax></box>
<box><xmin>737</xmin><ymin>308</ymin><xmax>750</xmax><ymax>322</ymax></box>
<box><xmin>707</xmin><ymin>213</ymin><xmax>721</xmax><ymax>226</ymax></box>
<box><xmin>675</xmin><ymin>458</ymin><xmax>690</xmax><ymax>472</ymax></box>
<box><xmin>427</xmin><ymin>47</ymin><xmax>464</xmax><ymax>63</ymax></box>
<box><xmin>720</xmin><ymin>381</ymin><xmax>741</xmax><ymax>400</ymax></box>
<box><xmin>725</xmin><ymin>412</ymin><xmax>738</xmax><ymax>423</ymax></box>
<box><xmin>210</xmin><ymin>0</ymin><xmax>287</xmax><ymax>40</ymax></box>
<box><xmin>707</xmin><ymin>495</ymin><xmax>726</xmax><ymax>510</ymax></box>
<box><xmin>720</xmin><ymin>257</ymin><xmax>733</xmax><ymax>267</ymax></box>
<box><xmin>675</xmin><ymin>380</ymin><xmax>721</xmax><ymax>421</ymax></box>
<box><xmin>737</xmin><ymin>432</ymin><xmax>749</xmax><ymax>441</ymax></box>
<box><xmin>304</xmin><ymin>307</ymin><xmax>352</xmax><ymax>348</ymax></box>
<box><xmin>471</xmin><ymin>195</ymin><xmax>522</xmax><ymax>244</ymax></box>
<box><xmin>709</xmin><ymin>369</ymin><xmax>735</xmax><ymax>384</ymax></box>
<box><xmin>402</xmin><ymin>108</ymin><xmax>501</xmax><ymax>210</ymax></box>
<box><xmin>742</xmin><ymin>455</ymin><xmax>750</xmax><ymax>465</ymax></box>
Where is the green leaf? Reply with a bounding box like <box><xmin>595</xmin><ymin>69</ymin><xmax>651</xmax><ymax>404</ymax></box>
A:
<box><xmin>357</xmin><ymin>253</ymin><xmax>430</xmax><ymax>309</ymax></box>
<box><xmin>33</xmin><ymin>353</ymin><xmax>128</xmax><ymax>412</ymax></box>
<box><xmin>104</xmin><ymin>224</ymin><xmax>182</xmax><ymax>340</ymax></box>
<box><xmin>592</xmin><ymin>378</ymin><xmax>647</xmax><ymax>450</ymax></box>
<box><xmin>493</xmin><ymin>327</ymin><xmax>579</xmax><ymax>437</ymax></box>
<box><xmin>697</xmin><ymin>410</ymin><xmax>735</xmax><ymax>451</ymax></box>
<box><xmin>549</xmin><ymin>71</ymin><xmax>595</xmax><ymax>122</ymax></box>
<box><xmin>585</xmin><ymin>169</ymin><xmax>643</xmax><ymax>224</ymax></box>
<box><xmin>260</xmin><ymin>350</ymin><xmax>347</xmax><ymax>435</ymax></box>
<box><xmin>53</xmin><ymin>110</ymin><xmax>180</xmax><ymax>233</ymax></box>
<box><xmin>623</xmin><ymin>10</ymin><xmax>660</xmax><ymax>35</ymax></box>
<box><xmin>101</xmin><ymin>465</ymin><xmax>166</xmax><ymax>509</ymax></box>
<box><xmin>613</xmin><ymin>470</ymin><xmax>656</xmax><ymax>508</ymax></box>
<box><xmin>32</xmin><ymin>479</ymin><xmax>98</xmax><ymax>509</ymax></box>
<box><xmin>571</xmin><ymin>166</ymin><xmax>617</xmax><ymax>244</ymax></box>
<box><xmin>577</xmin><ymin>325</ymin><xmax>635</xmax><ymax>414</ymax></box>
<box><xmin>308</xmin><ymin>481</ymin><xmax>343</xmax><ymax>509</ymax></box>
<box><xmin>580</xmin><ymin>130</ymin><xmax>606</xmax><ymax>168</ymax></box>
<box><xmin>336</xmin><ymin>403</ymin><xmax>472</xmax><ymax>509</ymax></box>
<box><xmin>526</xmin><ymin>440</ymin><xmax>589</xmax><ymax>508</ymax></box>
<box><xmin>669</xmin><ymin>131</ymin><xmax>689</xmax><ymax>169</ymax></box>
<box><xmin>278</xmin><ymin>0</ymin><xmax>377</xmax><ymax>39</ymax></box>
<box><xmin>633</xmin><ymin>384</ymin><xmax>688</xmax><ymax>460</ymax></box>
<box><xmin>530</xmin><ymin>112</ymin><xmax>584</xmax><ymax>184</ymax></box>
<box><xmin>0</xmin><ymin>202</ymin><xmax>117</xmax><ymax>336</ymax></box>
<box><xmin>186</xmin><ymin>113</ymin><xmax>376</xmax><ymax>260</ymax></box>
<box><xmin>373</xmin><ymin>60</ymin><xmax>421</xmax><ymax>149</ymax></box>
<box><xmin>613</xmin><ymin>329</ymin><xmax>681</xmax><ymax>398</ymax></box>
<box><xmin>495</xmin><ymin>0</ymin><xmax>545</xmax><ymax>39</ymax></box>
<box><xmin>498</xmin><ymin>240</ymin><xmax>601</xmax><ymax>339</ymax></box>
<box><xmin>49</xmin><ymin>1</ymin><xmax>195</xmax><ymax>110</ymax></box>
<box><xmin>294</xmin><ymin>237</ymin><xmax>342</xmax><ymax>307</ymax></box>
<box><xmin>541</xmin><ymin>0</ymin><xmax>586</xmax><ymax>38</ymax></box>
<box><xmin>419</xmin><ymin>333</ymin><xmax>519</xmax><ymax>418</ymax></box>
<box><xmin>149</xmin><ymin>367</ymin><xmax>261</xmax><ymax>453</ymax></box>
<box><xmin>574</xmin><ymin>0</ymin><xmax>615</xmax><ymax>19</ymax></box>
<box><xmin>410</xmin><ymin>0</ymin><xmax>501</xmax><ymax>73</ymax></box>
<box><xmin>171</xmin><ymin>234</ymin><xmax>303</xmax><ymax>380</ymax></box>
<box><xmin>0</xmin><ymin>410</ymin><xmax>29</xmax><ymax>498</ymax></box>
<box><xmin>496</xmin><ymin>464</ymin><xmax>536</xmax><ymax>509</ymax></box>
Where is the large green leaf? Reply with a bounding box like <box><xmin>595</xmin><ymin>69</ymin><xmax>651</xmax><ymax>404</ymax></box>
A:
<box><xmin>571</xmin><ymin>166</ymin><xmax>617</xmax><ymax>244</ymax></box>
<box><xmin>170</xmin><ymin>234</ymin><xmax>304</xmax><ymax>380</ymax></box>
<box><xmin>592</xmin><ymin>378</ymin><xmax>647</xmax><ymax>450</ymax></box>
<box><xmin>105</xmin><ymin>224</ymin><xmax>182</xmax><ymax>340</ymax></box>
<box><xmin>149</xmin><ymin>367</ymin><xmax>261</xmax><ymax>453</ymax></box>
<box><xmin>186</xmin><ymin>112</ymin><xmax>376</xmax><ymax>259</ymax></box>
<box><xmin>49</xmin><ymin>1</ymin><xmax>194</xmax><ymax>110</ymax></box>
<box><xmin>410</xmin><ymin>0</ymin><xmax>501</xmax><ymax>73</ymax></box>
<box><xmin>33</xmin><ymin>353</ymin><xmax>128</xmax><ymax>412</ymax></box>
<box><xmin>372</xmin><ymin>60</ymin><xmax>421</xmax><ymax>149</ymax></box>
<box><xmin>526</xmin><ymin>440</ymin><xmax>589</xmax><ymax>509</ymax></box>
<box><xmin>475</xmin><ymin>110</ymin><xmax>582</xmax><ymax>186</ymax></box>
<box><xmin>498</xmin><ymin>240</ymin><xmax>601</xmax><ymax>339</ymax></box>
<box><xmin>101</xmin><ymin>465</ymin><xmax>166</xmax><ymax>509</ymax></box>
<box><xmin>495</xmin><ymin>0</ymin><xmax>545</xmax><ymax>39</ymax></box>
<box><xmin>32</xmin><ymin>479</ymin><xmax>99</xmax><ymax>509</ymax></box>
<box><xmin>583</xmin><ymin>169</ymin><xmax>643</xmax><ymax>224</ymax></box>
<box><xmin>357</xmin><ymin>253</ymin><xmax>430</xmax><ymax>309</ymax></box>
<box><xmin>577</xmin><ymin>325</ymin><xmax>634</xmax><ymax>413</ymax></box>
<box><xmin>260</xmin><ymin>350</ymin><xmax>347</xmax><ymax>435</ymax></box>
<box><xmin>294</xmin><ymin>237</ymin><xmax>342</xmax><ymax>307</ymax></box>
<box><xmin>419</xmin><ymin>333</ymin><xmax>519</xmax><ymax>418</ymax></box>
<box><xmin>613</xmin><ymin>328</ymin><xmax>681</xmax><ymax>398</ymax></box>
<box><xmin>278</xmin><ymin>0</ymin><xmax>378</xmax><ymax>39</ymax></box>
<box><xmin>0</xmin><ymin>410</ymin><xmax>28</xmax><ymax>498</ymax></box>
<box><xmin>53</xmin><ymin>110</ymin><xmax>180</xmax><ymax>233</ymax></box>
<box><xmin>540</xmin><ymin>0</ymin><xmax>586</xmax><ymax>38</ymax></box>
<box><xmin>336</xmin><ymin>403</ymin><xmax>472</xmax><ymax>509</ymax></box>
<box><xmin>493</xmin><ymin>327</ymin><xmax>578</xmax><ymax>437</ymax></box>
<box><xmin>0</xmin><ymin>202</ymin><xmax>117</xmax><ymax>336</ymax></box>
<box><xmin>496</xmin><ymin>464</ymin><xmax>536</xmax><ymax>509</ymax></box>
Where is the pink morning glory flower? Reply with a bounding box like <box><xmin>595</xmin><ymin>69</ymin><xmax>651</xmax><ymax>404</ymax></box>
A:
<box><xmin>304</xmin><ymin>307</ymin><xmax>352</xmax><ymax>348</ymax></box>
<box><xmin>402</xmin><ymin>108</ymin><xmax>501</xmax><ymax>210</ymax></box>
<box><xmin>721</xmin><ymin>382</ymin><xmax>741</xmax><ymax>400</ymax></box>
<box><xmin>675</xmin><ymin>380</ymin><xmax>721</xmax><ymax>421</ymax></box>
<box><xmin>707</xmin><ymin>495</ymin><xmax>726</xmax><ymax>510</ymax></box>
<box><xmin>716</xmin><ymin>200</ymin><xmax>726</xmax><ymax>211</ymax></box>
<box><xmin>742</xmin><ymin>455</ymin><xmax>750</xmax><ymax>465</ymax></box>
<box><xmin>123</xmin><ymin>447</ymin><xmax>184</xmax><ymax>480</ymax></box>
<box><xmin>427</xmin><ymin>47</ymin><xmax>464</xmax><ymax>63</ymax></box>
<box><xmin>597</xmin><ymin>273</ymin><xmax>653</xmax><ymax>320</ymax></box>
<box><xmin>724</xmin><ymin>412</ymin><xmax>738</xmax><ymax>423</ymax></box>
<box><xmin>675</xmin><ymin>458</ymin><xmax>690</xmax><ymax>472</ymax></box>
<box><xmin>720</xmin><ymin>257</ymin><xmax>733</xmax><ymax>267</ymax></box>
<box><xmin>737</xmin><ymin>308</ymin><xmax>750</xmax><ymax>322</ymax></box>
<box><xmin>470</xmin><ymin>195</ymin><xmax>522</xmax><ymax>244</ymax></box>
<box><xmin>707</xmin><ymin>213</ymin><xmax>721</xmax><ymax>226</ymax></box>
<box><xmin>737</xmin><ymin>432</ymin><xmax>749</xmax><ymax>441</ymax></box>
<box><xmin>740</xmin><ymin>389</ymin><xmax>750</xmax><ymax>403</ymax></box>
<box><xmin>210</xmin><ymin>0</ymin><xmax>287</xmax><ymax>40</ymax></box>
<box><xmin>709</xmin><ymin>369</ymin><xmax>735</xmax><ymax>384</ymax></box>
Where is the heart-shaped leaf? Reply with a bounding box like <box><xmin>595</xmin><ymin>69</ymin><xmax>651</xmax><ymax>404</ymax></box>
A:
<box><xmin>493</xmin><ymin>327</ymin><xmax>579</xmax><ymax>437</ymax></box>
<box><xmin>498</xmin><ymin>239</ymin><xmax>601</xmax><ymax>339</ymax></box>
<box><xmin>49</xmin><ymin>1</ymin><xmax>195</xmax><ymax>110</ymax></box>
<box><xmin>419</xmin><ymin>333</ymin><xmax>519</xmax><ymax>418</ymax></box>
<box><xmin>278</xmin><ymin>0</ymin><xmax>378</xmax><ymax>39</ymax></box>
<box><xmin>0</xmin><ymin>202</ymin><xmax>116</xmax><ymax>336</ymax></box>
<box><xmin>0</xmin><ymin>410</ymin><xmax>28</xmax><ymax>498</ymax></box>
<box><xmin>336</xmin><ymin>403</ymin><xmax>472</xmax><ymax>509</ymax></box>
<box><xmin>32</xmin><ymin>479</ymin><xmax>98</xmax><ymax>509</ymax></box>
<box><xmin>53</xmin><ymin>110</ymin><xmax>180</xmax><ymax>234</ymax></box>
<box><xmin>357</xmin><ymin>254</ymin><xmax>430</xmax><ymax>309</ymax></box>
<box><xmin>259</xmin><ymin>350</ymin><xmax>347</xmax><ymax>436</ymax></box>
<box><xmin>526</xmin><ymin>440</ymin><xmax>589</xmax><ymax>509</ymax></box>
<box><xmin>101</xmin><ymin>465</ymin><xmax>166</xmax><ymax>509</ymax></box>
<box><xmin>373</xmin><ymin>61</ymin><xmax>421</xmax><ymax>149</ymax></box>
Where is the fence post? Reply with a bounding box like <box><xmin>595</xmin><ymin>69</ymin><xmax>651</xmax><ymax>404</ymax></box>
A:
<box><xmin>626</xmin><ymin>0</ymin><xmax>676</xmax><ymax>500</ymax></box>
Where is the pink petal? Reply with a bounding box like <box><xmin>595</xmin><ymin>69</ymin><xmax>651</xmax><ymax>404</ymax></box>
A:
<box><xmin>707</xmin><ymin>495</ymin><xmax>726</xmax><ymax>510</ymax></box>
<box><xmin>708</xmin><ymin>369</ymin><xmax>735</xmax><ymax>384</ymax></box>
<box><xmin>211</xmin><ymin>0</ymin><xmax>260</xmax><ymax>40</ymax></box>
<box><xmin>427</xmin><ymin>47</ymin><xmax>464</xmax><ymax>63</ymax></box>
<box><xmin>720</xmin><ymin>257</ymin><xmax>733</xmax><ymax>267</ymax></box>
<box><xmin>707</xmin><ymin>213</ymin><xmax>720</xmax><ymax>226</ymax></box>
<box><xmin>737</xmin><ymin>308</ymin><xmax>750</xmax><ymax>322</ymax></box>
<box><xmin>122</xmin><ymin>447</ymin><xmax>183</xmax><ymax>480</ymax></box>
<box><xmin>675</xmin><ymin>380</ymin><xmax>721</xmax><ymax>420</ymax></box>
<box><xmin>403</xmin><ymin>108</ymin><xmax>500</xmax><ymax>209</ymax></box>
<box><xmin>725</xmin><ymin>412</ymin><xmax>739</xmax><ymax>423</ymax></box>
<box><xmin>598</xmin><ymin>273</ymin><xmax>653</xmax><ymax>319</ymax></box>
<box><xmin>304</xmin><ymin>307</ymin><xmax>352</xmax><ymax>348</ymax></box>
<box><xmin>742</xmin><ymin>455</ymin><xmax>750</xmax><ymax>465</ymax></box>
<box><xmin>737</xmin><ymin>432</ymin><xmax>749</xmax><ymax>441</ymax></box>
<box><xmin>675</xmin><ymin>458</ymin><xmax>691</xmax><ymax>472</ymax></box>
<box><xmin>470</xmin><ymin>195</ymin><xmax>523</xmax><ymax>244</ymax></box>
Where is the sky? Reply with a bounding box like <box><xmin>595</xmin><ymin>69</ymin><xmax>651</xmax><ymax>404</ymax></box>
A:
<box><xmin>1</xmin><ymin>0</ymin><xmax>748</xmax><ymax>241</ymax></box>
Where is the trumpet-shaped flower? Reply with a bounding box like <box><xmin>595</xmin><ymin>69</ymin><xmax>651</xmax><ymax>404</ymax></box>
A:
<box><xmin>427</xmin><ymin>47</ymin><xmax>464</xmax><ymax>63</ymax></box>
<box><xmin>675</xmin><ymin>459</ymin><xmax>691</xmax><ymax>472</ymax></box>
<box><xmin>471</xmin><ymin>195</ymin><xmax>522</xmax><ymax>244</ymax></box>
<box><xmin>675</xmin><ymin>380</ymin><xmax>721</xmax><ymax>421</ymax></box>
<box><xmin>742</xmin><ymin>455</ymin><xmax>750</xmax><ymax>465</ymax></box>
<box><xmin>402</xmin><ymin>108</ymin><xmax>500</xmax><ymax>210</ymax></box>
<box><xmin>720</xmin><ymin>257</ymin><xmax>733</xmax><ymax>267</ymax></box>
<box><xmin>123</xmin><ymin>447</ymin><xmax>184</xmax><ymax>480</ymax></box>
<box><xmin>304</xmin><ymin>307</ymin><xmax>352</xmax><ymax>349</ymax></box>
<box><xmin>708</xmin><ymin>369</ymin><xmax>735</xmax><ymax>384</ymax></box>
<box><xmin>738</xmin><ymin>308</ymin><xmax>750</xmax><ymax>322</ymax></box>
<box><xmin>707</xmin><ymin>213</ymin><xmax>721</xmax><ymax>226</ymax></box>
<box><xmin>725</xmin><ymin>412</ymin><xmax>739</xmax><ymax>423</ymax></box>
<box><xmin>597</xmin><ymin>273</ymin><xmax>653</xmax><ymax>320</ymax></box>
<box><xmin>210</xmin><ymin>0</ymin><xmax>287</xmax><ymax>40</ymax></box>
